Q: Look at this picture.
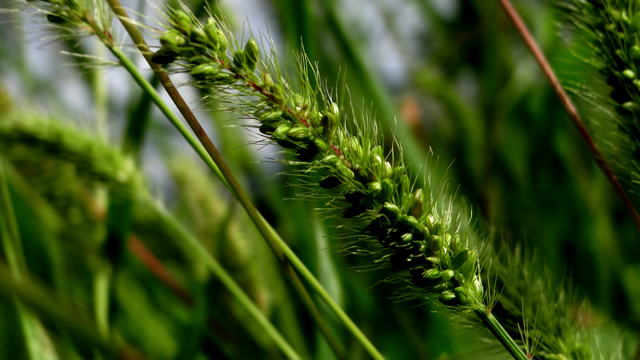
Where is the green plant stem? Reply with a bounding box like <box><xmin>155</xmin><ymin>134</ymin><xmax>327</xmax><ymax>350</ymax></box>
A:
<box><xmin>497</xmin><ymin>0</ymin><xmax>640</xmax><ymax>233</ymax></box>
<box><xmin>94</xmin><ymin>263</ymin><xmax>112</xmax><ymax>338</ymax></box>
<box><xmin>145</xmin><ymin>197</ymin><xmax>301</xmax><ymax>360</ymax></box>
<box><xmin>108</xmin><ymin>46</ymin><xmax>230</xmax><ymax>189</ymax></box>
<box><xmin>103</xmin><ymin>3</ymin><xmax>376</xmax><ymax>359</ymax></box>
<box><xmin>106</xmin><ymin>44</ymin><xmax>348</xmax><ymax>360</ymax></box>
<box><xmin>474</xmin><ymin>306</ymin><xmax>527</xmax><ymax>360</ymax></box>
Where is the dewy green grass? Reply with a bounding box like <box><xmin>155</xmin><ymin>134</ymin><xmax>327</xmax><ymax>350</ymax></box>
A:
<box><xmin>1</xmin><ymin>0</ymin><xmax>638</xmax><ymax>358</ymax></box>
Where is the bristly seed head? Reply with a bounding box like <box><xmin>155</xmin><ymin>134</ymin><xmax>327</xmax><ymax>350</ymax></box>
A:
<box><xmin>151</xmin><ymin>6</ymin><xmax>486</xmax><ymax>318</ymax></box>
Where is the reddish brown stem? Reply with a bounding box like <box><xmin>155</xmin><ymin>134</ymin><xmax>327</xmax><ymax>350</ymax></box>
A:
<box><xmin>128</xmin><ymin>236</ymin><xmax>195</xmax><ymax>306</ymax></box>
<box><xmin>498</xmin><ymin>0</ymin><xmax>640</xmax><ymax>232</ymax></box>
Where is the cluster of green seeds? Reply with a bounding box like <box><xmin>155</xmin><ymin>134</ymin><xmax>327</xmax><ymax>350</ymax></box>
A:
<box><xmin>557</xmin><ymin>0</ymin><xmax>640</xmax><ymax>185</ymax></box>
<box><xmin>151</xmin><ymin>9</ymin><xmax>485</xmax><ymax>309</ymax></box>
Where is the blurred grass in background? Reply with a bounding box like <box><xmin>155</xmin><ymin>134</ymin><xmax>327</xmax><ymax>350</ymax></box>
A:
<box><xmin>0</xmin><ymin>0</ymin><xmax>639</xmax><ymax>358</ymax></box>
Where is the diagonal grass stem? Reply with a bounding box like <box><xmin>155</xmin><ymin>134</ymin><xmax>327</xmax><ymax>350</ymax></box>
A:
<box><xmin>103</xmin><ymin>1</ymin><xmax>379</xmax><ymax>358</ymax></box>
<box><xmin>105</xmin><ymin>34</ymin><xmax>348</xmax><ymax>360</ymax></box>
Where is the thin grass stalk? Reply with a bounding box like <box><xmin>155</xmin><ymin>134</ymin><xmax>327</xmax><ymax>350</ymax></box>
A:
<box><xmin>142</xmin><ymin>3</ymin><xmax>533</xmax><ymax>357</ymax></box>
<box><xmin>108</xmin><ymin>25</ymin><xmax>348</xmax><ymax>360</ymax></box>
<box><xmin>474</xmin><ymin>306</ymin><xmax>528</xmax><ymax>360</ymax></box>
<box><xmin>93</xmin><ymin>263</ymin><xmax>111</xmax><ymax>339</ymax></box>
<box><xmin>497</xmin><ymin>0</ymin><xmax>640</xmax><ymax>232</ymax></box>
<box><xmin>103</xmin><ymin>1</ymin><xmax>373</xmax><ymax>358</ymax></box>
<box><xmin>107</xmin><ymin>46</ymin><xmax>229</xmax><ymax>189</ymax></box>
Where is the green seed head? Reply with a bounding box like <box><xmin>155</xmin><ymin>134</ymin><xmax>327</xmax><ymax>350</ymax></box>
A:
<box><xmin>380</xmin><ymin>178</ymin><xmax>394</xmax><ymax>200</ymax></box>
<box><xmin>321</xmin><ymin>113</ymin><xmax>337</xmax><ymax>140</ymax></box>
<box><xmin>260</xmin><ymin>109</ymin><xmax>283</xmax><ymax>122</ymax></box>
<box><xmin>190</xmin><ymin>27</ymin><xmax>207</xmax><ymax>45</ymax></box>
<box><xmin>160</xmin><ymin>29</ymin><xmax>186</xmax><ymax>51</ymax></box>
<box><xmin>172</xmin><ymin>10</ymin><xmax>193</xmax><ymax>36</ymax></box>
<box><xmin>623</xmin><ymin>69</ymin><xmax>636</xmax><ymax>79</ymax></box>
<box><xmin>401</xmin><ymin>233</ymin><xmax>412</xmax><ymax>243</ymax></box>
<box><xmin>191</xmin><ymin>63</ymin><xmax>220</xmax><ymax>79</ymax></box>
<box><xmin>216</xmin><ymin>29</ymin><xmax>228</xmax><ymax>53</ymax></box>
<box><xmin>372</xmin><ymin>145</ymin><xmax>383</xmax><ymax>158</ymax></box>
<box><xmin>204</xmin><ymin>18</ymin><xmax>218</xmax><ymax>46</ymax></box>
<box><xmin>270</xmin><ymin>84</ymin><xmax>285</xmax><ymax>107</ymax></box>
<box><xmin>233</xmin><ymin>50</ymin><xmax>246</xmax><ymax>70</ymax></box>
<box><xmin>383</xmin><ymin>161</ymin><xmax>392</xmax><ymax>178</ymax></box>
<box><xmin>411</xmin><ymin>189</ymin><xmax>423</xmax><ymax>218</ymax></box>
<box><xmin>441</xmin><ymin>270</ymin><xmax>455</xmax><ymax>282</ymax></box>
<box><xmin>381</xmin><ymin>202</ymin><xmax>401</xmax><ymax>223</ymax></box>
<box><xmin>262</xmin><ymin>72</ymin><xmax>274</xmax><ymax>88</ymax></box>
<box><xmin>293</xmin><ymin>94</ymin><xmax>306</xmax><ymax>109</ymax></box>
<box><xmin>313</xmin><ymin>137</ymin><xmax>329</xmax><ymax>153</ymax></box>
<box><xmin>309</xmin><ymin>111</ymin><xmax>323</xmax><ymax>127</ymax></box>
<box><xmin>273</xmin><ymin>124</ymin><xmax>291</xmax><ymax>140</ymax></box>
<box><xmin>433</xmin><ymin>281</ymin><xmax>454</xmax><ymax>292</ymax></box>
<box><xmin>321</xmin><ymin>154</ymin><xmax>340</xmax><ymax>166</ymax></box>
<box><xmin>336</xmin><ymin>162</ymin><xmax>354</xmax><ymax>179</ymax></box>
<box><xmin>401</xmin><ymin>215</ymin><xmax>420</xmax><ymax>230</ymax></box>
<box><xmin>327</xmin><ymin>102</ymin><xmax>340</xmax><ymax>120</ymax></box>
<box><xmin>432</xmin><ymin>235</ymin><xmax>444</xmax><ymax>253</ymax></box>
<box><xmin>423</xmin><ymin>268</ymin><xmax>440</xmax><ymax>279</ymax></box>
<box><xmin>211</xmin><ymin>72</ymin><xmax>235</xmax><ymax>85</ymax></box>
<box><xmin>189</xmin><ymin>55</ymin><xmax>211</xmax><ymax>65</ymax></box>
<box><xmin>438</xmin><ymin>291</ymin><xmax>456</xmax><ymax>304</ymax></box>
<box><xmin>287</xmin><ymin>126</ymin><xmax>313</xmax><ymax>141</ymax></box>
<box><xmin>349</xmin><ymin>137</ymin><xmax>362</xmax><ymax>159</ymax></box>
<box><xmin>368</xmin><ymin>181</ymin><xmax>382</xmax><ymax>194</ymax></box>
<box><xmin>454</xmin><ymin>287</ymin><xmax>469</xmax><ymax>305</ymax></box>
<box><xmin>244</xmin><ymin>38</ymin><xmax>260</xmax><ymax>68</ymax></box>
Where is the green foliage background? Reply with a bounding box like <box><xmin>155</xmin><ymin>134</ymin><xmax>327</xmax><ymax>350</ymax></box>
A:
<box><xmin>0</xmin><ymin>0</ymin><xmax>638</xmax><ymax>358</ymax></box>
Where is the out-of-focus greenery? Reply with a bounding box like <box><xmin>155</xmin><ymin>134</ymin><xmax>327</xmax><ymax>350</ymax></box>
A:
<box><xmin>0</xmin><ymin>0</ymin><xmax>638</xmax><ymax>359</ymax></box>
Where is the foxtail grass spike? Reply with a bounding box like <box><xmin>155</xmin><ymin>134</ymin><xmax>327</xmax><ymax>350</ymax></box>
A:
<box><xmin>149</xmin><ymin>7</ymin><xmax>528</xmax><ymax>358</ymax></box>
